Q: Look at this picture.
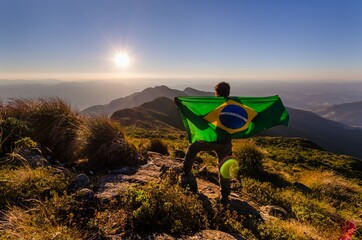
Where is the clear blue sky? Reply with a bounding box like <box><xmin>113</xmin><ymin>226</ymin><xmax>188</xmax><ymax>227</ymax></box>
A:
<box><xmin>1</xmin><ymin>0</ymin><xmax>361</xmax><ymax>82</ymax></box>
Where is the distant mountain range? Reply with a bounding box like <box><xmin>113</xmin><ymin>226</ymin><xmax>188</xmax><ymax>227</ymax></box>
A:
<box><xmin>105</xmin><ymin>86</ymin><xmax>362</xmax><ymax>159</ymax></box>
<box><xmin>2</xmin><ymin>80</ymin><xmax>362</xmax><ymax>114</ymax></box>
<box><xmin>315</xmin><ymin>101</ymin><xmax>362</xmax><ymax>128</ymax></box>
<box><xmin>82</xmin><ymin>85</ymin><xmax>212</xmax><ymax>115</ymax></box>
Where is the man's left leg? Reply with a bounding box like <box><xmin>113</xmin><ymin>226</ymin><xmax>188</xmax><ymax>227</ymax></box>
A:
<box><xmin>216</xmin><ymin>142</ymin><xmax>232</xmax><ymax>203</ymax></box>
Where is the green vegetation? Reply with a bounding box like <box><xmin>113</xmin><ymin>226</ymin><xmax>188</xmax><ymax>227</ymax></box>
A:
<box><xmin>1</xmin><ymin>99</ymin><xmax>361</xmax><ymax>239</ymax></box>
<box><xmin>145</xmin><ymin>138</ymin><xmax>169</xmax><ymax>155</ymax></box>
<box><xmin>0</xmin><ymin>98</ymin><xmax>82</xmax><ymax>163</ymax></box>
<box><xmin>233</xmin><ymin>139</ymin><xmax>264</xmax><ymax>177</ymax></box>
<box><xmin>79</xmin><ymin>116</ymin><xmax>138</xmax><ymax>170</ymax></box>
<box><xmin>1</xmin><ymin>205</ymin><xmax>83</xmax><ymax>240</ymax></box>
<box><xmin>122</xmin><ymin>180</ymin><xmax>208</xmax><ymax>234</ymax></box>
<box><xmin>0</xmin><ymin>117</ymin><xmax>32</xmax><ymax>155</ymax></box>
<box><xmin>0</xmin><ymin>166</ymin><xmax>69</xmax><ymax>210</ymax></box>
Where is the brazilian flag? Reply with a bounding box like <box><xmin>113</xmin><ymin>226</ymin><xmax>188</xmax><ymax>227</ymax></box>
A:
<box><xmin>175</xmin><ymin>96</ymin><xmax>289</xmax><ymax>143</ymax></box>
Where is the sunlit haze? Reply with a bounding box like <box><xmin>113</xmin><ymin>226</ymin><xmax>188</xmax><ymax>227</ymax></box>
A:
<box><xmin>0</xmin><ymin>0</ymin><xmax>361</xmax><ymax>82</ymax></box>
<box><xmin>113</xmin><ymin>51</ymin><xmax>131</xmax><ymax>69</ymax></box>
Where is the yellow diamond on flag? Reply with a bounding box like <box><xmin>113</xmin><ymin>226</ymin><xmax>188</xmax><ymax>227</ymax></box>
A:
<box><xmin>203</xmin><ymin>100</ymin><xmax>258</xmax><ymax>134</ymax></box>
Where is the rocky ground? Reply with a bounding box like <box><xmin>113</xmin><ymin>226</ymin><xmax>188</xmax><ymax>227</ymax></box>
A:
<box><xmin>67</xmin><ymin>152</ymin><xmax>284</xmax><ymax>239</ymax></box>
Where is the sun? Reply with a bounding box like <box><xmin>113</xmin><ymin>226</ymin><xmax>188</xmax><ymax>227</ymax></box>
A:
<box><xmin>114</xmin><ymin>51</ymin><xmax>131</xmax><ymax>68</ymax></box>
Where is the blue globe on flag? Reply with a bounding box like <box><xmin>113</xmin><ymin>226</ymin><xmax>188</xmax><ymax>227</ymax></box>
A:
<box><xmin>219</xmin><ymin>104</ymin><xmax>248</xmax><ymax>129</ymax></box>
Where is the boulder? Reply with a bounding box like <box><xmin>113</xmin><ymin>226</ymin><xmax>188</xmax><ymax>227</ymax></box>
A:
<box><xmin>68</xmin><ymin>173</ymin><xmax>90</xmax><ymax>192</ymax></box>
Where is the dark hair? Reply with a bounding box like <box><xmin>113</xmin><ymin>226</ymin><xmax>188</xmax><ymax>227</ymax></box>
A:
<box><xmin>214</xmin><ymin>82</ymin><xmax>230</xmax><ymax>97</ymax></box>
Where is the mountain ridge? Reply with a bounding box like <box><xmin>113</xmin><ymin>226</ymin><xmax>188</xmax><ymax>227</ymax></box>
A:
<box><xmin>82</xmin><ymin>85</ymin><xmax>191</xmax><ymax>115</ymax></box>
<box><xmin>316</xmin><ymin>101</ymin><xmax>362</xmax><ymax>128</ymax></box>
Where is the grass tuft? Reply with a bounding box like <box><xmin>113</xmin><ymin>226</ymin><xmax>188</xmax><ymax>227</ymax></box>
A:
<box><xmin>0</xmin><ymin>98</ymin><xmax>82</xmax><ymax>163</ymax></box>
<box><xmin>29</xmin><ymin>98</ymin><xmax>82</xmax><ymax>163</ymax></box>
<box><xmin>79</xmin><ymin>116</ymin><xmax>138</xmax><ymax>170</ymax></box>
<box><xmin>1</xmin><ymin>204</ymin><xmax>83</xmax><ymax>240</ymax></box>
<box><xmin>233</xmin><ymin>139</ymin><xmax>264</xmax><ymax>177</ymax></box>
<box><xmin>145</xmin><ymin>138</ymin><xmax>169</xmax><ymax>155</ymax></box>
<box><xmin>0</xmin><ymin>166</ymin><xmax>70</xmax><ymax>209</ymax></box>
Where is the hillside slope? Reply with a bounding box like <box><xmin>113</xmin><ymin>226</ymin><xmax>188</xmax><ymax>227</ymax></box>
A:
<box><xmin>262</xmin><ymin>107</ymin><xmax>362</xmax><ymax>158</ymax></box>
<box><xmin>316</xmin><ymin>101</ymin><xmax>362</xmax><ymax>128</ymax></box>
<box><xmin>111</xmin><ymin>97</ymin><xmax>185</xmax><ymax>139</ymax></box>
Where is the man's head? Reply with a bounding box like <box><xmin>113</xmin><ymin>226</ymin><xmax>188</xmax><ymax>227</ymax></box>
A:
<box><xmin>214</xmin><ymin>82</ymin><xmax>230</xmax><ymax>97</ymax></box>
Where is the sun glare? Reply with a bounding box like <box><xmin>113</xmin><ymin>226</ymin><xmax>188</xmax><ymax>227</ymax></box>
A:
<box><xmin>114</xmin><ymin>51</ymin><xmax>131</xmax><ymax>68</ymax></box>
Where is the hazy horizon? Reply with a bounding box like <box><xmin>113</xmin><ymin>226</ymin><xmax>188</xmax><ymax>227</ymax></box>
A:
<box><xmin>1</xmin><ymin>79</ymin><xmax>361</xmax><ymax>111</ymax></box>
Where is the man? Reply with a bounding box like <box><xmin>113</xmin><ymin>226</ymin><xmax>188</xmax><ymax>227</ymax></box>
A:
<box><xmin>179</xmin><ymin>82</ymin><xmax>232</xmax><ymax>204</ymax></box>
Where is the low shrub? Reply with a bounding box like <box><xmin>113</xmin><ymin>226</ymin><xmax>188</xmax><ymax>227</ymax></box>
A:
<box><xmin>145</xmin><ymin>138</ymin><xmax>168</xmax><ymax>155</ymax></box>
<box><xmin>240</xmin><ymin>177</ymin><xmax>276</xmax><ymax>205</ymax></box>
<box><xmin>0</xmin><ymin>117</ymin><xmax>32</xmax><ymax>155</ymax></box>
<box><xmin>29</xmin><ymin>98</ymin><xmax>82</xmax><ymax>163</ymax></box>
<box><xmin>202</xmin><ymin>200</ymin><xmax>254</xmax><ymax>238</ymax></box>
<box><xmin>171</xmin><ymin>148</ymin><xmax>185</xmax><ymax>158</ymax></box>
<box><xmin>122</xmin><ymin>180</ymin><xmax>208</xmax><ymax>234</ymax></box>
<box><xmin>79</xmin><ymin>116</ymin><xmax>138</xmax><ymax>170</ymax></box>
<box><xmin>0</xmin><ymin>98</ymin><xmax>82</xmax><ymax>163</ymax></box>
<box><xmin>233</xmin><ymin>139</ymin><xmax>264</xmax><ymax>177</ymax></box>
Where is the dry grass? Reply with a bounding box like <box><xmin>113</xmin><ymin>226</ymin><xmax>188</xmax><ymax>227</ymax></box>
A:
<box><xmin>29</xmin><ymin>98</ymin><xmax>82</xmax><ymax>163</ymax></box>
<box><xmin>79</xmin><ymin>116</ymin><xmax>138</xmax><ymax>170</ymax></box>
<box><xmin>145</xmin><ymin>138</ymin><xmax>168</xmax><ymax>155</ymax></box>
<box><xmin>0</xmin><ymin>98</ymin><xmax>83</xmax><ymax>163</ymax></box>
<box><xmin>233</xmin><ymin>139</ymin><xmax>264</xmax><ymax>177</ymax></box>
<box><xmin>298</xmin><ymin>170</ymin><xmax>362</xmax><ymax>195</ymax></box>
<box><xmin>0</xmin><ymin>166</ymin><xmax>69</xmax><ymax>209</ymax></box>
<box><xmin>260</xmin><ymin>219</ymin><xmax>325</xmax><ymax>240</ymax></box>
<box><xmin>297</xmin><ymin>170</ymin><xmax>362</xmax><ymax>226</ymax></box>
<box><xmin>95</xmin><ymin>209</ymin><xmax>128</xmax><ymax>235</ymax></box>
<box><xmin>0</xmin><ymin>206</ymin><xmax>82</xmax><ymax>240</ymax></box>
<box><xmin>0</xmin><ymin>98</ymin><xmax>38</xmax><ymax>121</ymax></box>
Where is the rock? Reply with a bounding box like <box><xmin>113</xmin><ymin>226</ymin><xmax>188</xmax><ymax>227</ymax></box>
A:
<box><xmin>138</xmin><ymin>149</ymin><xmax>149</xmax><ymax>165</ymax></box>
<box><xmin>260</xmin><ymin>205</ymin><xmax>290</xmax><ymax>220</ymax></box>
<box><xmin>108</xmin><ymin>167</ymin><xmax>137</xmax><ymax>175</ymax></box>
<box><xmin>27</xmin><ymin>155</ymin><xmax>49</xmax><ymax>168</ymax></box>
<box><xmin>68</xmin><ymin>173</ymin><xmax>90</xmax><ymax>192</ymax></box>
<box><xmin>5</xmin><ymin>148</ymin><xmax>49</xmax><ymax>168</ymax></box>
<box><xmin>75</xmin><ymin>188</ymin><xmax>95</xmax><ymax>202</ymax></box>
